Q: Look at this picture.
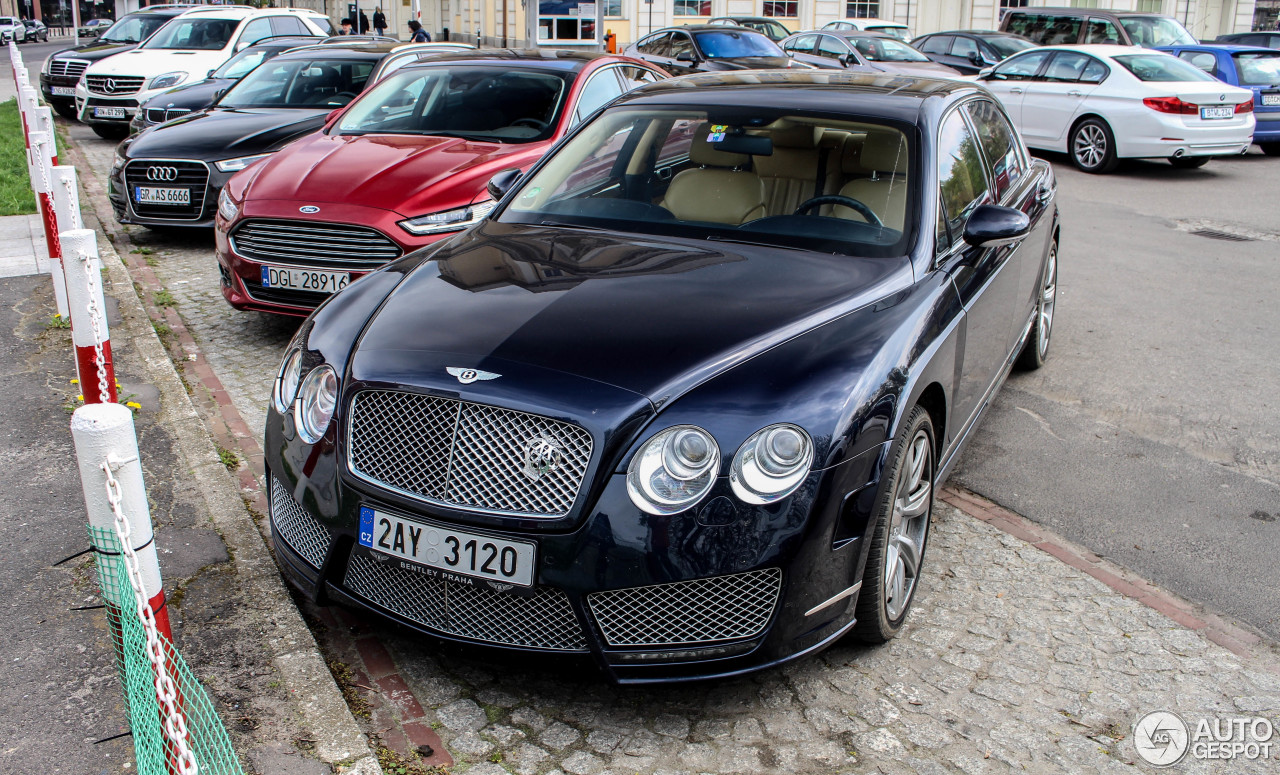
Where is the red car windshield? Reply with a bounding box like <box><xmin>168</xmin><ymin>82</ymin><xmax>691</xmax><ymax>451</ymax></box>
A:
<box><xmin>334</xmin><ymin>65</ymin><xmax>572</xmax><ymax>143</ymax></box>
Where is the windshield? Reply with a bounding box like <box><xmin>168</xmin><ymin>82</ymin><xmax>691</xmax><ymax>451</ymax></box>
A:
<box><xmin>213</xmin><ymin>47</ymin><xmax>278</xmax><ymax>80</ymax></box>
<box><xmin>142</xmin><ymin>18</ymin><xmax>239</xmax><ymax>51</ymax></box>
<box><xmin>499</xmin><ymin>107</ymin><xmax>913</xmax><ymax>258</ymax></box>
<box><xmin>866</xmin><ymin>25</ymin><xmax>913</xmax><ymax>43</ymax></box>
<box><xmin>1234</xmin><ymin>52</ymin><xmax>1280</xmax><ymax>86</ymax></box>
<box><xmin>100</xmin><ymin>15</ymin><xmax>167</xmax><ymax>44</ymax></box>
<box><xmin>1112</xmin><ymin>53</ymin><xmax>1216</xmax><ymax>82</ymax></box>
<box><xmin>335</xmin><ymin>65</ymin><xmax>571</xmax><ymax>143</ymax></box>
<box><xmin>693</xmin><ymin>30</ymin><xmax>784</xmax><ymax>58</ymax></box>
<box><xmin>218</xmin><ymin>58</ymin><xmax>373</xmax><ymax>109</ymax></box>
<box><xmin>986</xmin><ymin>35</ymin><xmax>1036</xmax><ymax>58</ymax></box>
<box><xmin>850</xmin><ymin>36</ymin><xmax>929</xmax><ymax>62</ymax></box>
<box><xmin>1119</xmin><ymin>16</ymin><xmax>1196</xmax><ymax>47</ymax></box>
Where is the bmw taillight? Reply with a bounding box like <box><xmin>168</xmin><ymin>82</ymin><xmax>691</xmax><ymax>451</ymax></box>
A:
<box><xmin>1143</xmin><ymin>96</ymin><xmax>1198</xmax><ymax>114</ymax></box>
<box><xmin>1236</xmin><ymin>99</ymin><xmax>1254</xmax><ymax>114</ymax></box>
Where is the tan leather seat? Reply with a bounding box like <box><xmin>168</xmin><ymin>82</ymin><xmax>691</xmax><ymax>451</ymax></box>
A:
<box><xmin>661</xmin><ymin>126</ymin><xmax>766</xmax><ymax>225</ymax></box>
<box><xmin>754</xmin><ymin>125</ymin><xmax>825</xmax><ymax>216</ymax></box>
<box><xmin>834</xmin><ymin>129</ymin><xmax>909</xmax><ymax>231</ymax></box>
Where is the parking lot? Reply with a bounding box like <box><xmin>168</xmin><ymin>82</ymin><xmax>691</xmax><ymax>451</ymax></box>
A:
<box><xmin>15</xmin><ymin>35</ymin><xmax>1280</xmax><ymax>773</ymax></box>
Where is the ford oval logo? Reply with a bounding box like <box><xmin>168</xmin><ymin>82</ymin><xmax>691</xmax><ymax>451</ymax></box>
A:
<box><xmin>299</xmin><ymin>205</ymin><xmax>320</xmax><ymax>214</ymax></box>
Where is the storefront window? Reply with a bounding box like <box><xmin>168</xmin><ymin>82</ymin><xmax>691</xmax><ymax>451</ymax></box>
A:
<box><xmin>538</xmin><ymin>0</ymin><xmax>598</xmax><ymax>42</ymax></box>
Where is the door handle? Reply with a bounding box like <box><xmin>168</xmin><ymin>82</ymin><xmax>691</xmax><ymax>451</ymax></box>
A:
<box><xmin>1036</xmin><ymin>183</ymin><xmax>1054</xmax><ymax>204</ymax></box>
<box><xmin>1067</xmin><ymin>89</ymin><xmax>1083</xmax><ymax>97</ymax></box>
<box><xmin>1009</xmin><ymin>87</ymin><xmax>1024</xmax><ymax>94</ymax></box>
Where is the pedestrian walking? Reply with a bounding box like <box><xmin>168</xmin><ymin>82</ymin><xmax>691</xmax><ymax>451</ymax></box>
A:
<box><xmin>339</xmin><ymin>18</ymin><xmax>353</xmax><ymax>35</ymax></box>
<box><xmin>407</xmin><ymin>19</ymin><xmax>430</xmax><ymax>42</ymax></box>
<box><xmin>359</xmin><ymin>10</ymin><xmax>370</xmax><ymax>34</ymax></box>
<box><xmin>373</xmin><ymin>7</ymin><xmax>386</xmax><ymax>37</ymax></box>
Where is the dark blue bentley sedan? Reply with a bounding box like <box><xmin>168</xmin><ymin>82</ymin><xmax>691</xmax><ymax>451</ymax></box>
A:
<box><xmin>264</xmin><ymin>71</ymin><xmax>1061</xmax><ymax>683</ymax></box>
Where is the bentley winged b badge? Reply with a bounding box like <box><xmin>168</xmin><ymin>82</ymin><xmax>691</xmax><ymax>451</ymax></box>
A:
<box><xmin>447</xmin><ymin>366</ymin><xmax>501</xmax><ymax>385</ymax></box>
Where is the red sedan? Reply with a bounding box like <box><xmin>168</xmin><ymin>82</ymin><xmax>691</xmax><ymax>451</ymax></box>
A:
<box><xmin>215</xmin><ymin>50</ymin><xmax>666</xmax><ymax>316</ymax></box>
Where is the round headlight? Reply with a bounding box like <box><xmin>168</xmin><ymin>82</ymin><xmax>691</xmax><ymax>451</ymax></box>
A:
<box><xmin>294</xmin><ymin>364</ymin><xmax>338</xmax><ymax>444</ymax></box>
<box><xmin>272</xmin><ymin>348</ymin><xmax>302</xmax><ymax>414</ymax></box>
<box><xmin>730</xmin><ymin>424</ymin><xmax>814</xmax><ymax>505</ymax></box>
<box><xmin>626</xmin><ymin>425</ymin><xmax>720</xmax><ymax>515</ymax></box>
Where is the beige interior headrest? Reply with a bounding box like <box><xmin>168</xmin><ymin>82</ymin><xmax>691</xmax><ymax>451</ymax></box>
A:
<box><xmin>690</xmin><ymin>123</ymin><xmax>750</xmax><ymax>168</ymax></box>
<box><xmin>770</xmin><ymin>124</ymin><xmax>820</xmax><ymax>149</ymax></box>
<box><xmin>857</xmin><ymin>130</ymin><xmax>908</xmax><ymax>174</ymax></box>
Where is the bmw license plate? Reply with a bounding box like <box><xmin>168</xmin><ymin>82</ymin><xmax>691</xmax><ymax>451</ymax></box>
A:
<box><xmin>358</xmin><ymin>507</ymin><xmax>536</xmax><ymax>588</ymax></box>
<box><xmin>1263</xmin><ymin>94</ymin><xmax>1280</xmax><ymax>107</ymax></box>
<box><xmin>1200</xmin><ymin>105</ymin><xmax>1233</xmax><ymax>120</ymax></box>
<box><xmin>93</xmin><ymin>106</ymin><xmax>126</xmax><ymax>119</ymax></box>
<box><xmin>52</xmin><ymin>86</ymin><xmax>75</xmax><ymax>96</ymax></box>
<box><xmin>135</xmin><ymin>186</ymin><xmax>189</xmax><ymax>205</ymax></box>
<box><xmin>260</xmin><ymin>265</ymin><xmax>350</xmax><ymax>294</ymax></box>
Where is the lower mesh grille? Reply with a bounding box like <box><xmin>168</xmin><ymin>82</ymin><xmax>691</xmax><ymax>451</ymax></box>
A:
<box><xmin>269</xmin><ymin>477</ymin><xmax>333</xmax><ymax>570</ymax></box>
<box><xmin>588</xmin><ymin>568</ymin><xmax>782</xmax><ymax>647</ymax></box>
<box><xmin>343</xmin><ymin>552</ymin><xmax>588</xmax><ymax>651</ymax></box>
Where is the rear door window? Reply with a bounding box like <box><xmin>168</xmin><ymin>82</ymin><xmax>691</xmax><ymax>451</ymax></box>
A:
<box><xmin>784</xmin><ymin>34</ymin><xmax>816</xmax><ymax>54</ymax></box>
<box><xmin>993</xmin><ymin>50</ymin><xmax>1050</xmax><ymax>81</ymax></box>
<box><xmin>918</xmin><ymin>35</ymin><xmax>952</xmax><ymax>55</ymax></box>
<box><xmin>1084</xmin><ymin>17</ymin><xmax>1122</xmax><ymax>44</ymax></box>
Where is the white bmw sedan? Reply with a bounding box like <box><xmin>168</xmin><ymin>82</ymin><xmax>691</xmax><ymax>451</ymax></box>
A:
<box><xmin>975</xmin><ymin>45</ymin><xmax>1255</xmax><ymax>173</ymax></box>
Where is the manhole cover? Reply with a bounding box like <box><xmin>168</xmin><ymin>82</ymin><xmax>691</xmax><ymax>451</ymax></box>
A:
<box><xmin>1190</xmin><ymin>228</ymin><xmax>1254</xmax><ymax>242</ymax></box>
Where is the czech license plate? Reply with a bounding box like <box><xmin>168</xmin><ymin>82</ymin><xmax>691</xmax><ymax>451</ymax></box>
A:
<box><xmin>52</xmin><ymin>86</ymin><xmax>75</xmax><ymax>96</ymax></box>
<box><xmin>1200</xmin><ymin>105</ymin><xmax>1233</xmax><ymax>120</ymax></box>
<box><xmin>358</xmin><ymin>507</ymin><xmax>536</xmax><ymax>588</ymax></box>
<box><xmin>1263</xmin><ymin>94</ymin><xmax>1280</xmax><ymax>107</ymax></box>
<box><xmin>260</xmin><ymin>265</ymin><xmax>350</xmax><ymax>294</ymax></box>
<box><xmin>135</xmin><ymin>186</ymin><xmax>190</xmax><ymax>205</ymax></box>
<box><xmin>93</xmin><ymin>106</ymin><xmax>126</xmax><ymax>119</ymax></box>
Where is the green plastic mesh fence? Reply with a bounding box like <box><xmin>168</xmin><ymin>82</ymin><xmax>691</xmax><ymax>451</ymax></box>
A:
<box><xmin>88</xmin><ymin>525</ymin><xmax>244</xmax><ymax>775</ymax></box>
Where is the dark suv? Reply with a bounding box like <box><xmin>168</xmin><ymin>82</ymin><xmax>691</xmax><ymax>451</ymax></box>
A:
<box><xmin>1000</xmin><ymin>7</ymin><xmax>1196</xmax><ymax>48</ymax></box>
<box><xmin>40</xmin><ymin>5</ymin><xmax>196</xmax><ymax>119</ymax></box>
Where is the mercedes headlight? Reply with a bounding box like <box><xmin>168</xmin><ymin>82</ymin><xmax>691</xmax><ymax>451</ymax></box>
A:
<box><xmin>149</xmin><ymin>71</ymin><xmax>187</xmax><ymax>91</ymax></box>
<box><xmin>397</xmin><ymin>200</ymin><xmax>494</xmax><ymax>236</ymax></box>
<box><xmin>626</xmin><ymin>425</ymin><xmax>720</xmax><ymax>515</ymax></box>
<box><xmin>294</xmin><ymin>364</ymin><xmax>338</xmax><ymax>444</ymax></box>
<box><xmin>730</xmin><ymin>424</ymin><xmax>814</xmax><ymax>505</ymax></box>
<box><xmin>41</xmin><ymin>55</ymin><xmax>53</xmax><ymax>75</ymax></box>
<box><xmin>272</xmin><ymin>348</ymin><xmax>303</xmax><ymax>414</ymax></box>
<box><xmin>215</xmin><ymin>153</ymin><xmax>273</xmax><ymax>173</ymax></box>
<box><xmin>217</xmin><ymin>188</ymin><xmax>240</xmax><ymax>221</ymax></box>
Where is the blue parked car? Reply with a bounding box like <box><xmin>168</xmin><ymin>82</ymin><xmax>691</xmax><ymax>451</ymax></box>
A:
<box><xmin>1157</xmin><ymin>43</ymin><xmax>1280</xmax><ymax>156</ymax></box>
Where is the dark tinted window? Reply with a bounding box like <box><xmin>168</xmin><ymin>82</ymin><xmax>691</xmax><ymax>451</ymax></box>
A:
<box><xmin>951</xmin><ymin>36</ymin><xmax>979</xmax><ymax>60</ymax></box>
<box><xmin>993</xmin><ymin>50</ymin><xmax>1049</xmax><ymax>80</ymax></box>
<box><xmin>637</xmin><ymin>32</ymin><xmax>670</xmax><ymax>55</ymax></box>
<box><xmin>1005</xmin><ymin>12</ymin><xmax>1083</xmax><ymax>46</ymax></box>
<box><xmin>784</xmin><ymin>34</ymin><xmax>816</xmax><ymax>54</ymax></box>
<box><xmin>816</xmin><ymin>34</ymin><xmax>849</xmax><ymax>58</ymax></box>
<box><xmin>271</xmin><ymin>16</ymin><xmax>312</xmax><ymax>37</ymax></box>
<box><xmin>239</xmin><ymin>18</ymin><xmax>275</xmax><ymax>47</ymax></box>
<box><xmin>985</xmin><ymin>35</ymin><xmax>1035</xmax><ymax>58</ymax></box>
<box><xmin>917</xmin><ymin>35</ymin><xmax>952</xmax><ymax>55</ymax></box>
<box><xmin>965</xmin><ymin>99</ymin><xmax>1023</xmax><ymax>201</ymax></box>
<box><xmin>692</xmin><ymin>30</ymin><xmax>784</xmax><ymax>57</ymax></box>
<box><xmin>669</xmin><ymin>32</ymin><xmax>695</xmax><ymax>58</ymax></box>
<box><xmin>937</xmin><ymin>110</ymin><xmax>989</xmax><ymax>245</ymax></box>
<box><xmin>1083</xmin><ymin>17</ymin><xmax>1122</xmax><ymax>44</ymax></box>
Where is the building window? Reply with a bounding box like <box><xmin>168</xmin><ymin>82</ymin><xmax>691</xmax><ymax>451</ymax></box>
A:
<box><xmin>1000</xmin><ymin>0</ymin><xmax>1029</xmax><ymax>7</ymax></box>
<box><xmin>845</xmin><ymin>1</ymin><xmax>879</xmax><ymax>19</ymax></box>
<box><xmin>764</xmin><ymin>1</ymin><xmax>798</xmax><ymax>16</ymax></box>
<box><xmin>1135</xmin><ymin>0</ymin><xmax>1163</xmax><ymax>12</ymax></box>
<box><xmin>674</xmin><ymin>0</ymin><xmax>711</xmax><ymax>15</ymax></box>
<box><xmin>1070</xmin><ymin>0</ymin><xmax>1100</xmax><ymax>8</ymax></box>
<box><xmin>604</xmin><ymin>0</ymin><xmax>623</xmax><ymax>16</ymax></box>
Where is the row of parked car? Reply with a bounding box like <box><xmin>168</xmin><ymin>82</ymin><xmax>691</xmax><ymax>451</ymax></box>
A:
<box><xmin>0</xmin><ymin>16</ymin><xmax>48</xmax><ymax>43</ymax></box>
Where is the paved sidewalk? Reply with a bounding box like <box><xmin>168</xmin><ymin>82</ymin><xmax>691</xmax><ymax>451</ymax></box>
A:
<box><xmin>0</xmin><ymin>213</ymin><xmax>50</xmax><ymax>278</ymax></box>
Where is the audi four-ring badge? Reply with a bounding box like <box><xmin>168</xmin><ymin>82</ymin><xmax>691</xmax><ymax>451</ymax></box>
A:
<box><xmin>146</xmin><ymin>166</ymin><xmax>179</xmax><ymax>182</ymax></box>
<box><xmin>265</xmin><ymin>72</ymin><xmax>1060</xmax><ymax>683</ymax></box>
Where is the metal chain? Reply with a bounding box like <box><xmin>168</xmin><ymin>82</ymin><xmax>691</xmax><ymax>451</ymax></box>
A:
<box><xmin>78</xmin><ymin>248</ymin><xmax>111</xmax><ymax>403</ymax></box>
<box><xmin>61</xmin><ymin>173</ymin><xmax>82</xmax><ymax>230</ymax></box>
<box><xmin>32</xmin><ymin>132</ymin><xmax>53</xmax><ymax>196</ymax></box>
<box><xmin>102</xmin><ymin>457</ymin><xmax>199</xmax><ymax>775</ymax></box>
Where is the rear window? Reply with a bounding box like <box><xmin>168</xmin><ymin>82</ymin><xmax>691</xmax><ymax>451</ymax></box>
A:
<box><xmin>1234</xmin><ymin>52</ymin><xmax>1280</xmax><ymax>86</ymax></box>
<box><xmin>1118</xmin><ymin>16</ymin><xmax>1196</xmax><ymax>47</ymax></box>
<box><xmin>1005</xmin><ymin>12</ymin><xmax>1083</xmax><ymax>46</ymax></box>
<box><xmin>1112</xmin><ymin>53</ymin><xmax>1217</xmax><ymax>82</ymax></box>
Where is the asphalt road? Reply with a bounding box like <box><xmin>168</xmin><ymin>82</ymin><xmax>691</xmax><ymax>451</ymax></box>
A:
<box><xmin>15</xmin><ymin>36</ymin><xmax>1279</xmax><ymax>643</ymax></box>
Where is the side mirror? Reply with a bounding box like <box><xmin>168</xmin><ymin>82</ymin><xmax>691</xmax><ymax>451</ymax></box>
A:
<box><xmin>675</xmin><ymin>51</ymin><xmax>695</xmax><ymax>62</ymax></box>
<box><xmin>840</xmin><ymin>53</ymin><xmax>856</xmax><ymax>67</ymax></box>
<box><xmin>325</xmin><ymin>107</ymin><xmax>344</xmax><ymax>125</ymax></box>
<box><xmin>977</xmin><ymin>66</ymin><xmax>997</xmax><ymax>80</ymax></box>
<box><xmin>963</xmin><ymin>205</ymin><xmax>1031</xmax><ymax>249</ymax></box>
<box><xmin>487</xmin><ymin>168</ymin><xmax>522</xmax><ymax>201</ymax></box>
<box><xmin>211</xmin><ymin>88</ymin><xmax>227</xmax><ymax>104</ymax></box>
<box><xmin>207</xmin><ymin>69</ymin><xmax>216</xmax><ymax>78</ymax></box>
<box><xmin>968</xmin><ymin>51</ymin><xmax>985</xmax><ymax>67</ymax></box>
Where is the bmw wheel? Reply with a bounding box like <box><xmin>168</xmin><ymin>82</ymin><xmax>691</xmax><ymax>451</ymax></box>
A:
<box><xmin>852</xmin><ymin>405</ymin><xmax>934</xmax><ymax>643</ymax></box>
<box><xmin>1070</xmin><ymin>118</ymin><xmax>1119</xmax><ymax>174</ymax></box>
<box><xmin>1016</xmin><ymin>239</ymin><xmax>1057</xmax><ymax>371</ymax></box>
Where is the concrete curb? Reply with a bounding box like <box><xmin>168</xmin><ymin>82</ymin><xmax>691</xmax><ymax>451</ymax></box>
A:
<box><xmin>67</xmin><ymin>146</ymin><xmax>384</xmax><ymax>773</ymax></box>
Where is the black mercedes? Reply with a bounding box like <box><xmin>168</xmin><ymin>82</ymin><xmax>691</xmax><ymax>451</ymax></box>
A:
<box><xmin>263</xmin><ymin>71</ymin><xmax>1060</xmax><ymax>683</ymax></box>
<box><xmin>109</xmin><ymin>43</ymin><xmax>397</xmax><ymax>229</ymax></box>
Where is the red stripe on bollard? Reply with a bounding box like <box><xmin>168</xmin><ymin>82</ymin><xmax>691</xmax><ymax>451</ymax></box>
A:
<box><xmin>147</xmin><ymin>589</ymin><xmax>174</xmax><ymax>644</ymax></box>
<box><xmin>38</xmin><ymin>191</ymin><xmax>61</xmax><ymax>262</ymax></box>
<box><xmin>75</xmin><ymin>342</ymin><xmax>118</xmax><ymax>404</ymax></box>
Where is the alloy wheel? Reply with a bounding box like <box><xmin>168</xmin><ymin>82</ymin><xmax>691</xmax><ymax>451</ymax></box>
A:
<box><xmin>883</xmin><ymin>428</ymin><xmax>932</xmax><ymax>620</ymax></box>
<box><xmin>1073</xmin><ymin>124</ymin><xmax>1106</xmax><ymax>170</ymax></box>
<box><xmin>1037</xmin><ymin>243</ymin><xmax>1057</xmax><ymax>358</ymax></box>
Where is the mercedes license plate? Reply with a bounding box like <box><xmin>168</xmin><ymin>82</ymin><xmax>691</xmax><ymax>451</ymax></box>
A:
<box><xmin>358</xmin><ymin>507</ymin><xmax>536</xmax><ymax>588</ymax></box>
<box><xmin>1200</xmin><ymin>105</ymin><xmax>1233</xmax><ymax>120</ymax></box>
<box><xmin>52</xmin><ymin>86</ymin><xmax>75</xmax><ymax>96</ymax></box>
<box><xmin>135</xmin><ymin>186</ymin><xmax>189</xmax><ymax>205</ymax></box>
<box><xmin>260</xmin><ymin>265</ymin><xmax>350</xmax><ymax>294</ymax></box>
<box><xmin>93</xmin><ymin>106</ymin><xmax>126</xmax><ymax>119</ymax></box>
<box><xmin>1263</xmin><ymin>94</ymin><xmax>1280</xmax><ymax>107</ymax></box>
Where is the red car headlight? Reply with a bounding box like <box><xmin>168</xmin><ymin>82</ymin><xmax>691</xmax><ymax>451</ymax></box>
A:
<box><xmin>398</xmin><ymin>200</ymin><xmax>495</xmax><ymax>236</ymax></box>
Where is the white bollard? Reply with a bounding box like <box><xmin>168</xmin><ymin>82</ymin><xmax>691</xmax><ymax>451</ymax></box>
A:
<box><xmin>31</xmin><ymin>106</ymin><xmax>58</xmax><ymax>165</ymax></box>
<box><xmin>27</xmin><ymin>130</ymin><xmax>69</xmax><ymax>318</ymax></box>
<box><xmin>70</xmin><ymin>402</ymin><xmax>174</xmax><ymax>641</ymax></box>
<box><xmin>51</xmin><ymin>166</ymin><xmax>83</xmax><ymax>232</ymax></box>
<box><xmin>60</xmin><ymin>229</ymin><xmax>116</xmax><ymax>404</ymax></box>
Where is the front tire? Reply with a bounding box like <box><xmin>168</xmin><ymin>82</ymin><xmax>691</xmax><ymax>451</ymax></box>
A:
<box><xmin>52</xmin><ymin>102</ymin><xmax>78</xmax><ymax>121</ymax></box>
<box><xmin>1016</xmin><ymin>239</ymin><xmax>1057</xmax><ymax>371</ymax></box>
<box><xmin>852</xmin><ymin>405</ymin><xmax>935</xmax><ymax>643</ymax></box>
<box><xmin>1169</xmin><ymin>155</ymin><xmax>1209</xmax><ymax>169</ymax></box>
<box><xmin>1260</xmin><ymin>143</ymin><xmax>1280</xmax><ymax>157</ymax></box>
<box><xmin>91</xmin><ymin>124</ymin><xmax>128</xmax><ymax>140</ymax></box>
<box><xmin>1069</xmin><ymin>118</ymin><xmax>1119</xmax><ymax>174</ymax></box>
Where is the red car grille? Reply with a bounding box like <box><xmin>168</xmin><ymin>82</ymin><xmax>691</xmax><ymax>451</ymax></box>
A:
<box><xmin>231</xmin><ymin>219</ymin><xmax>403</xmax><ymax>270</ymax></box>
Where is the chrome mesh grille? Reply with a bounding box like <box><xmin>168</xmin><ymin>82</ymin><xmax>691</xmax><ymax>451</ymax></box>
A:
<box><xmin>231</xmin><ymin>219</ymin><xmax>402</xmax><ymax>270</ymax></box>
<box><xmin>348</xmin><ymin>391</ymin><xmax>593</xmax><ymax>517</ymax></box>
<box><xmin>86</xmin><ymin>74</ymin><xmax>145</xmax><ymax>95</ymax></box>
<box><xmin>145</xmin><ymin>107</ymin><xmax>191</xmax><ymax>124</ymax></box>
<box><xmin>343</xmin><ymin>552</ymin><xmax>588</xmax><ymax>651</ymax></box>
<box><xmin>588</xmin><ymin>568</ymin><xmax>782</xmax><ymax>647</ymax></box>
<box><xmin>49</xmin><ymin>59</ymin><xmax>88</xmax><ymax>80</ymax></box>
<box><xmin>123</xmin><ymin>160</ymin><xmax>209</xmax><ymax>220</ymax></box>
<box><xmin>269</xmin><ymin>477</ymin><xmax>333</xmax><ymax>570</ymax></box>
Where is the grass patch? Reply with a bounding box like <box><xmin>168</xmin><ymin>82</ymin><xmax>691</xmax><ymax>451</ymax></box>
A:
<box><xmin>216</xmin><ymin>445</ymin><xmax>239</xmax><ymax>471</ymax></box>
<box><xmin>325</xmin><ymin>659</ymin><xmax>372</xmax><ymax>720</ymax></box>
<box><xmin>46</xmin><ymin>314</ymin><xmax>70</xmax><ymax>330</ymax></box>
<box><xmin>130</xmin><ymin>246</ymin><xmax>155</xmax><ymax>255</ymax></box>
<box><xmin>153</xmin><ymin>289</ymin><xmax>176</xmax><ymax>307</ymax></box>
<box><xmin>0</xmin><ymin>100</ymin><xmax>36</xmax><ymax>216</ymax></box>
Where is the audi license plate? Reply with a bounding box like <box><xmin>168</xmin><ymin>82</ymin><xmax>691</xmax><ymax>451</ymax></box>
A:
<box><xmin>260</xmin><ymin>265</ymin><xmax>349</xmax><ymax>294</ymax></box>
<box><xmin>1200</xmin><ymin>105</ymin><xmax>1233</xmax><ymax>120</ymax></box>
<box><xmin>52</xmin><ymin>86</ymin><xmax>75</xmax><ymax>96</ymax></box>
<box><xmin>1263</xmin><ymin>94</ymin><xmax>1280</xmax><ymax>107</ymax></box>
<box><xmin>358</xmin><ymin>507</ymin><xmax>536</xmax><ymax>588</ymax></box>
<box><xmin>134</xmin><ymin>186</ymin><xmax>189</xmax><ymax>205</ymax></box>
<box><xmin>93</xmin><ymin>106</ymin><xmax>126</xmax><ymax>119</ymax></box>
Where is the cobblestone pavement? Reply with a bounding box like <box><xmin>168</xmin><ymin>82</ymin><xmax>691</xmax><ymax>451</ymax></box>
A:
<box><xmin>66</xmin><ymin>127</ymin><xmax>1280</xmax><ymax>774</ymax></box>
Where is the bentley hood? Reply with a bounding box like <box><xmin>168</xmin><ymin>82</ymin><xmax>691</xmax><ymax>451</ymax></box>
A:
<box><xmin>128</xmin><ymin>108</ymin><xmax>330</xmax><ymax>160</ymax></box>
<box><xmin>346</xmin><ymin>223</ymin><xmax>912</xmax><ymax>401</ymax></box>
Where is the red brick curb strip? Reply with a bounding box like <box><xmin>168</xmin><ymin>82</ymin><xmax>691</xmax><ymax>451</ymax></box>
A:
<box><xmin>939</xmin><ymin>484</ymin><xmax>1274</xmax><ymax>666</ymax></box>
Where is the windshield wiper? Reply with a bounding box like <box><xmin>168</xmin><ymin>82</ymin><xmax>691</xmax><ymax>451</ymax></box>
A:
<box><xmin>538</xmin><ymin>220</ymin><xmax>610</xmax><ymax>231</ymax></box>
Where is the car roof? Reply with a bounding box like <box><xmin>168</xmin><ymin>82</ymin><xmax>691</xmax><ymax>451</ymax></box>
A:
<box><xmin>396</xmin><ymin>48</ymin><xmax>625</xmax><ymax>72</ymax></box>
<box><xmin>1007</xmin><ymin>6</ymin><xmax>1164</xmax><ymax>17</ymax></box>
<box><xmin>711</xmin><ymin>16</ymin><xmax>778</xmax><ymax>23</ymax></box>
<box><xmin>823</xmin><ymin>30</ymin><xmax>900</xmax><ymax>40</ymax></box>
<box><xmin>656</xmin><ymin>24</ymin><xmax>769</xmax><ymax>33</ymax></box>
<box><xmin>273</xmin><ymin>42</ymin><xmax>403</xmax><ymax>59</ymax></box>
<box><xmin>176</xmin><ymin>6</ymin><xmax>325</xmax><ymax>19</ymax></box>
<box><xmin>1012</xmin><ymin>44</ymin><xmax>1148</xmax><ymax>58</ymax></box>
<box><xmin>616</xmin><ymin>70</ymin><xmax>978</xmax><ymax>124</ymax></box>
<box><xmin>1158</xmin><ymin>43</ymin><xmax>1279</xmax><ymax>54</ymax></box>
